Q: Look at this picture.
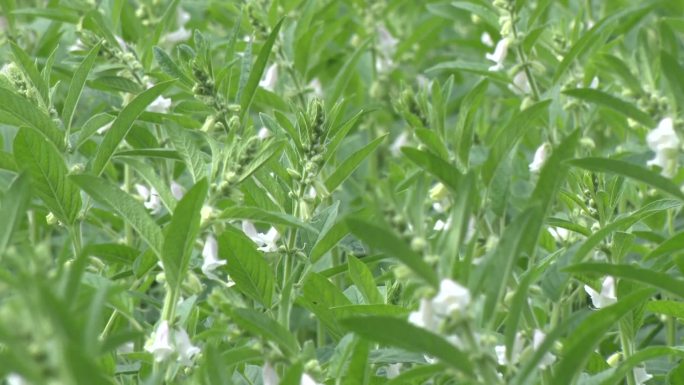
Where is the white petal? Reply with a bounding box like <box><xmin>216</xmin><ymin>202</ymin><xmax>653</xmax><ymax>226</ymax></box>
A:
<box><xmin>164</xmin><ymin>26</ymin><xmax>192</xmax><ymax>44</ymax></box>
<box><xmin>134</xmin><ymin>184</ymin><xmax>150</xmax><ymax>200</ymax></box>
<box><xmin>408</xmin><ymin>298</ymin><xmax>436</xmax><ymax>331</ymax></box>
<box><xmin>258</xmin><ymin>127</ymin><xmax>272</xmax><ymax>140</ymax></box>
<box><xmin>432</xmin><ymin>279</ymin><xmax>470</xmax><ymax>316</ymax></box>
<box><xmin>177</xmin><ymin>8</ymin><xmax>191</xmax><ymax>26</ymax></box>
<box><xmin>263</xmin><ymin>362</ymin><xmax>280</xmax><ymax>385</ymax></box>
<box><xmin>242</xmin><ymin>220</ymin><xmax>259</xmax><ymax>240</ymax></box>
<box><xmin>529</xmin><ymin>143</ymin><xmax>551</xmax><ymax>173</ymax></box>
<box><xmin>170</xmin><ymin>181</ymin><xmax>185</xmax><ymax>200</ymax></box>
<box><xmin>300</xmin><ymin>373</ymin><xmax>319</xmax><ymax>385</ymax></box>
<box><xmin>481</xmin><ymin>32</ymin><xmax>494</xmax><ymax>47</ymax></box>
<box><xmin>390</xmin><ymin>132</ymin><xmax>409</xmax><ymax>157</ymax></box>
<box><xmin>259</xmin><ymin>64</ymin><xmax>278</xmax><ymax>91</ymax></box>
<box><xmin>145</xmin><ymin>320</ymin><xmax>174</xmax><ymax>362</ymax></box>
<box><xmin>147</xmin><ymin>95</ymin><xmax>172</xmax><ymax>113</ymax></box>
<box><xmin>633</xmin><ymin>367</ymin><xmax>653</xmax><ymax>385</ymax></box>
<box><xmin>386</xmin><ymin>363</ymin><xmax>401</xmax><ymax>379</ymax></box>
<box><xmin>174</xmin><ymin>326</ymin><xmax>200</xmax><ymax>366</ymax></box>
<box><xmin>485</xmin><ymin>38</ymin><xmax>510</xmax><ymax>71</ymax></box>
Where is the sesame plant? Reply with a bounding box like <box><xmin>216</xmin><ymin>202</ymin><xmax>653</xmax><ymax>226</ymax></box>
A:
<box><xmin>2</xmin><ymin>0</ymin><xmax>684</xmax><ymax>384</ymax></box>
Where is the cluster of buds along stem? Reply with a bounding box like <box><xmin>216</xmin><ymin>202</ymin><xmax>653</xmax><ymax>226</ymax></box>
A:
<box><xmin>221</xmin><ymin>137</ymin><xmax>260</xmax><ymax>193</ymax></box>
<box><xmin>395</xmin><ymin>87</ymin><xmax>429</xmax><ymax>129</ymax></box>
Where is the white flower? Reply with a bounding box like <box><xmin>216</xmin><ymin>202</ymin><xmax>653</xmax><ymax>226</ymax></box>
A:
<box><xmin>485</xmin><ymin>38</ymin><xmax>510</xmax><ymax>71</ymax></box>
<box><xmin>584</xmin><ymin>276</ymin><xmax>617</xmax><ymax>309</ymax></box>
<box><xmin>548</xmin><ymin>226</ymin><xmax>569</xmax><ymax>243</ymax></box>
<box><xmin>529</xmin><ymin>143</ymin><xmax>551</xmax><ymax>173</ymax></box>
<box><xmin>300</xmin><ymin>373</ymin><xmax>320</xmax><ymax>385</ymax></box>
<box><xmin>144</xmin><ymin>320</ymin><xmax>174</xmax><ymax>362</ymax></box>
<box><xmin>144</xmin><ymin>320</ymin><xmax>200</xmax><ymax>365</ymax></box>
<box><xmin>164</xmin><ymin>27</ymin><xmax>191</xmax><ymax>44</ymax></box>
<box><xmin>589</xmin><ymin>76</ymin><xmax>599</xmax><ymax>89</ymax></box>
<box><xmin>433</xmin><ymin>218</ymin><xmax>451</xmax><ymax>231</ymax></box>
<box><xmin>263</xmin><ymin>362</ymin><xmax>280</xmax><ymax>385</ymax></box>
<box><xmin>532</xmin><ymin>330</ymin><xmax>556</xmax><ymax>368</ymax></box>
<box><xmin>242</xmin><ymin>221</ymin><xmax>280</xmax><ymax>252</ymax></box>
<box><xmin>646</xmin><ymin>117</ymin><xmax>679</xmax><ymax>177</ymax></box>
<box><xmin>432</xmin><ymin>279</ymin><xmax>471</xmax><ymax>316</ymax></box>
<box><xmin>260</xmin><ymin>64</ymin><xmax>278</xmax><ymax>91</ymax></box>
<box><xmin>633</xmin><ymin>367</ymin><xmax>653</xmax><ymax>385</ymax></box>
<box><xmin>386</xmin><ymin>363</ymin><xmax>401</xmax><ymax>379</ymax></box>
<box><xmin>201</xmin><ymin>234</ymin><xmax>226</xmax><ymax>280</ymax></box>
<box><xmin>200</xmin><ymin>205</ymin><xmax>214</xmax><ymax>223</ymax></box>
<box><xmin>147</xmin><ymin>95</ymin><xmax>172</xmax><ymax>113</ymax></box>
<box><xmin>495</xmin><ymin>332</ymin><xmax>524</xmax><ymax>365</ymax></box>
<box><xmin>481</xmin><ymin>32</ymin><xmax>494</xmax><ymax>47</ymax></box>
<box><xmin>68</xmin><ymin>38</ymin><xmax>87</xmax><ymax>53</ymax></box>
<box><xmin>408</xmin><ymin>298</ymin><xmax>437</xmax><ymax>332</ymax></box>
<box><xmin>170</xmin><ymin>181</ymin><xmax>185</xmax><ymax>200</ymax></box>
<box><xmin>163</xmin><ymin>8</ymin><xmax>192</xmax><ymax>44</ymax></box>
<box><xmin>6</xmin><ymin>374</ymin><xmax>29</xmax><ymax>385</ymax></box>
<box><xmin>96</xmin><ymin>121</ymin><xmax>113</xmax><ymax>135</ymax></box>
<box><xmin>135</xmin><ymin>184</ymin><xmax>162</xmax><ymax>214</ymax></box>
<box><xmin>509</xmin><ymin>72</ymin><xmax>531</xmax><ymax>95</ymax></box>
<box><xmin>390</xmin><ymin>131</ymin><xmax>409</xmax><ymax>157</ymax></box>
<box><xmin>258</xmin><ymin>127</ymin><xmax>272</xmax><ymax>140</ymax></box>
<box><xmin>376</xmin><ymin>24</ymin><xmax>398</xmax><ymax>72</ymax></box>
<box><xmin>308</xmin><ymin>78</ymin><xmax>323</xmax><ymax>97</ymax></box>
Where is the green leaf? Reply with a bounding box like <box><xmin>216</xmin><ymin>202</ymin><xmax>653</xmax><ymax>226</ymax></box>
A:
<box><xmin>645</xmin><ymin>231</ymin><xmax>684</xmax><ymax>260</ymax></box>
<box><xmin>91</xmin><ymin>80</ymin><xmax>175</xmax><ymax>176</ymax></box>
<box><xmin>450</xmin><ymin>1</ymin><xmax>499</xmax><ymax>28</ymax></box>
<box><xmin>327</xmin><ymin>39</ymin><xmax>370</xmax><ymax>105</ymax></box>
<box><xmin>0</xmin><ymin>172</ymin><xmax>30</xmax><ymax>255</ymax></box>
<box><xmin>401</xmin><ymin>147</ymin><xmax>462</xmax><ymax>193</ymax></box>
<box><xmin>14</xmin><ymin>128</ymin><xmax>81</xmax><ymax>225</ymax></box>
<box><xmin>342</xmin><ymin>339</ymin><xmax>370</xmax><ymax>385</ymax></box>
<box><xmin>0</xmin><ymin>88</ymin><xmax>64</xmax><ymax>150</ymax></box>
<box><xmin>562</xmin><ymin>88</ymin><xmax>655</xmax><ymax>127</ymax></box>
<box><xmin>340</xmin><ymin>316</ymin><xmax>475</xmax><ymax>377</ymax></box>
<box><xmin>661</xmin><ymin>51</ymin><xmax>684</xmax><ymax>106</ymax></box>
<box><xmin>564</xmin><ymin>263</ymin><xmax>684</xmax><ymax>300</ymax></box>
<box><xmin>567</xmin><ymin>157</ymin><xmax>684</xmax><ymax>200</ymax></box>
<box><xmin>219</xmin><ymin>206</ymin><xmax>317</xmax><ymax>233</ymax></box>
<box><xmin>346</xmin><ymin>218</ymin><xmax>438</xmax><ymax>287</ymax></box>
<box><xmin>646</xmin><ymin>300</ymin><xmax>684</xmax><ymax>319</ymax></box>
<box><xmin>455</xmin><ymin>79</ymin><xmax>488</xmax><ymax>169</ymax></box>
<box><xmin>310</xmin><ymin>220</ymin><xmax>349</xmax><ymax>262</ymax></box>
<box><xmin>71</xmin><ymin>174</ymin><xmax>163</xmax><ymax>257</ymax></box>
<box><xmin>230</xmin><ymin>308</ymin><xmax>299</xmax><ymax>356</ymax></box>
<box><xmin>238</xmin><ymin>139</ymin><xmax>286</xmax><ymax>183</ymax></box>
<box><xmin>239</xmin><ymin>18</ymin><xmax>284</xmax><ymax>120</ymax></box>
<box><xmin>62</xmin><ymin>43</ymin><xmax>101</xmax><ymax>132</ymax></box>
<box><xmin>162</xmin><ymin>179</ymin><xmax>208</xmax><ymax>292</ymax></box>
<box><xmin>550</xmin><ymin>289</ymin><xmax>654</xmax><ymax>384</ymax></box>
<box><xmin>218</xmin><ymin>227</ymin><xmax>275</xmax><ymax>307</ymax></box>
<box><xmin>385</xmin><ymin>364</ymin><xmax>447</xmax><ymax>385</ymax></box>
<box><xmin>348</xmin><ymin>256</ymin><xmax>384</xmax><ymax>304</ymax></box>
<box><xmin>298</xmin><ymin>272</ymin><xmax>351</xmax><ymax>339</ymax></box>
<box><xmin>325</xmin><ymin>135</ymin><xmax>386</xmax><ymax>192</ymax></box>
<box><xmin>153</xmin><ymin>46</ymin><xmax>193</xmax><ymax>86</ymax></box>
<box><xmin>166</xmin><ymin>125</ymin><xmax>206</xmax><ymax>183</ymax></box>
<box><xmin>595</xmin><ymin>346</ymin><xmax>684</xmax><ymax>385</ymax></box>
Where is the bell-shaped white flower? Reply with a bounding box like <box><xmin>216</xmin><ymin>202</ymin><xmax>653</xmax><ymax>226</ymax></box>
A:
<box><xmin>408</xmin><ymin>298</ymin><xmax>437</xmax><ymax>332</ymax></box>
<box><xmin>308</xmin><ymin>78</ymin><xmax>323</xmax><ymax>97</ymax></box>
<box><xmin>170</xmin><ymin>180</ymin><xmax>185</xmax><ymax>200</ymax></box>
<box><xmin>495</xmin><ymin>332</ymin><xmax>524</xmax><ymax>365</ymax></box>
<box><xmin>144</xmin><ymin>320</ymin><xmax>174</xmax><ymax>362</ymax></box>
<box><xmin>633</xmin><ymin>367</ymin><xmax>653</xmax><ymax>385</ymax></box>
<box><xmin>486</xmin><ymin>38</ymin><xmax>510</xmax><ymax>71</ymax></box>
<box><xmin>257</xmin><ymin>127</ymin><xmax>272</xmax><ymax>140</ymax></box>
<box><xmin>135</xmin><ymin>184</ymin><xmax>162</xmax><ymax>214</ymax></box>
<box><xmin>589</xmin><ymin>76</ymin><xmax>599</xmax><ymax>89</ymax></box>
<box><xmin>96</xmin><ymin>121</ymin><xmax>113</xmax><ymax>135</ymax></box>
<box><xmin>68</xmin><ymin>38</ymin><xmax>87</xmax><ymax>53</ymax></box>
<box><xmin>481</xmin><ymin>32</ymin><xmax>494</xmax><ymax>47</ymax></box>
<box><xmin>386</xmin><ymin>363</ymin><xmax>402</xmax><ymax>379</ymax></box>
<box><xmin>201</xmin><ymin>234</ymin><xmax>226</xmax><ymax>280</ymax></box>
<box><xmin>147</xmin><ymin>95</ymin><xmax>172</xmax><ymax>114</ymax></box>
<box><xmin>144</xmin><ymin>320</ymin><xmax>200</xmax><ymax>365</ymax></box>
<box><xmin>259</xmin><ymin>64</ymin><xmax>278</xmax><ymax>91</ymax></box>
<box><xmin>5</xmin><ymin>374</ymin><xmax>29</xmax><ymax>385</ymax></box>
<box><xmin>164</xmin><ymin>8</ymin><xmax>192</xmax><ymax>44</ymax></box>
<box><xmin>242</xmin><ymin>221</ymin><xmax>280</xmax><ymax>252</ymax></box>
<box><xmin>390</xmin><ymin>131</ymin><xmax>409</xmax><ymax>157</ymax></box>
<box><xmin>300</xmin><ymin>373</ymin><xmax>321</xmax><ymax>385</ymax></box>
<box><xmin>529</xmin><ymin>143</ymin><xmax>551</xmax><ymax>173</ymax></box>
<box><xmin>432</xmin><ymin>279</ymin><xmax>471</xmax><ymax>316</ymax></box>
<box><xmin>646</xmin><ymin>117</ymin><xmax>679</xmax><ymax>177</ymax></box>
<box><xmin>375</xmin><ymin>24</ymin><xmax>398</xmax><ymax>72</ymax></box>
<box><xmin>263</xmin><ymin>362</ymin><xmax>280</xmax><ymax>385</ymax></box>
<box><xmin>532</xmin><ymin>330</ymin><xmax>556</xmax><ymax>368</ymax></box>
<box><xmin>433</xmin><ymin>217</ymin><xmax>452</xmax><ymax>231</ymax></box>
<box><xmin>509</xmin><ymin>71</ymin><xmax>531</xmax><ymax>95</ymax></box>
<box><xmin>584</xmin><ymin>276</ymin><xmax>617</xmax><ymax>309</ymax></box>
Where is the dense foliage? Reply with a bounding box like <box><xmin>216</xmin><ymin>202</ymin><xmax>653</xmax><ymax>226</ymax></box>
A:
<box><xmin>1</xmin><ymin>0</ymin><xmax>684</xmax><ymax>384</ymax></box>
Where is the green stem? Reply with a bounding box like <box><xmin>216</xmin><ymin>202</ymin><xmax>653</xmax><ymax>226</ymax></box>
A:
<box><xmin>618</xmin><ymin>319</ymin><xmax>636</xmax><ymax>385</ymax></box>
